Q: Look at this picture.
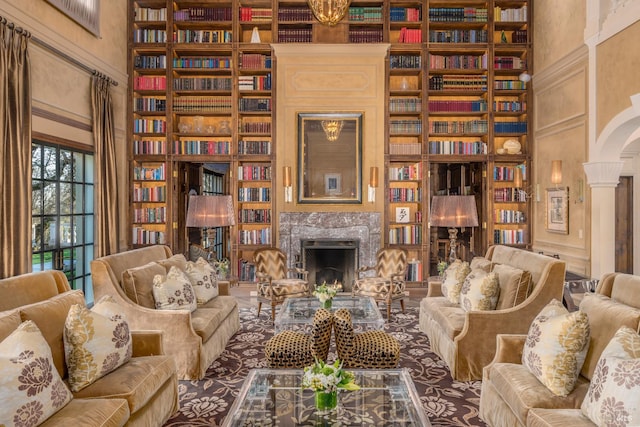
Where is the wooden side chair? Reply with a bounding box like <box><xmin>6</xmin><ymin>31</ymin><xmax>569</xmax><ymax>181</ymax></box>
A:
<box><xmin>253</xmin><ymin>247</ymin><xmax>310</xmax><ymax>320</ymax></box>
<box><xmin>333</xmin><ymin>308</ymin><xmax>400</xmax><ymax>369</ymax></box>
<box><xmin>264</xmin><ymin>308</ymin><xmax>333</xmax><ymax>368</ymax></box>
<box><xmin>352</xmin><ymin>247</ymin><xmax>408</xmax><ymax>319</ymax></box>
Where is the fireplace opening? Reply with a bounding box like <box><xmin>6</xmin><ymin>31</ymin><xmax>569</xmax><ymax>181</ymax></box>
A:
<box><xmin>302</xmin><ymin>239</ymin><xmax>359</xmax><ymax>292</ymax></box>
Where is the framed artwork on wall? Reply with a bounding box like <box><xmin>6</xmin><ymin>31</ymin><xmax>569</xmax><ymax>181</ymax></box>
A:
<box><xmin>47</xmin><ymin>0</ymin><xmax>101</xmax><ymax>37</ymax></box>
<box><xmin>545</xmin><ymin>187</ymin><xmax>569</xmax><ymax>234</ymax></box>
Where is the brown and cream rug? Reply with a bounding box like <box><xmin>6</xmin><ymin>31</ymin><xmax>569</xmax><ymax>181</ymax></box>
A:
<box><xmin>163</xmin><ymin>307</ymin><xmax>486</xmax><ymax>427</ymax></box>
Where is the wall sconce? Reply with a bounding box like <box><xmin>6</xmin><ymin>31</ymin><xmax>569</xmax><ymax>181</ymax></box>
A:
<box><xmin>551</xmin><ymin>160</ymin><xmax>562</xmax><ymax>187</ymax></box>
<box><xmin>368</xmin><ymin>166</ymin><xmax>378</xmax><ymax>203</ymax></box>
<box><xmin>513</xmin><ymin>165</ymin><xmax>539</xmax><ymax>202</ymax></box>
<box><xmin>576</xmin><ymin>178</ymin><xmax>584</xmax><ymax>203</ymax></box>
<box><xmin>283</xmin><ymin>166</ymin><xmax>293</xmax><ymax>203</ymax></box>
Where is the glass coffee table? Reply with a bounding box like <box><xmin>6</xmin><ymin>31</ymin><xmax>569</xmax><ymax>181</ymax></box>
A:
<box><xmin>274</xmin><ymin>295</ymin><xmax>384</xmax><ymax>334</ymax></box>
<box><xmin>221</xmin><ymin>368</ymin><xmax>431</xmax><ymax>426</ymax></box>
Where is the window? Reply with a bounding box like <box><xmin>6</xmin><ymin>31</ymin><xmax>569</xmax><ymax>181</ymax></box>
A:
<box><xmin>31</xmin><ymin>141</ymin><xmax>95</xmax><ymax>303</ymax></box>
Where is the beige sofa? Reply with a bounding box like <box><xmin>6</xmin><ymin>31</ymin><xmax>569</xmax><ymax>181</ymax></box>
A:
<box><xmin>418</xmin><ymin>245</ymin><xmax>566</xmax><ymax>381</ymax></box>
<box><xmin>0</xmin><ymin>270</ymin><xmax>178</xmax><ymax>426</ymax></box>
<box><xmin>90</xmin><ymin>245</ymin><xmax>240</xmax><ymax>380</ymax></box>
<box><xmin>479</xmin><ymin>273</ymin><xmax>640</xmax><ymax>427</ymax></box>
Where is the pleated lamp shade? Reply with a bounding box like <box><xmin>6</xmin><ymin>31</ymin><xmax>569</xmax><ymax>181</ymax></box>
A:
<box><xmin>430</xmin><ymin>195</ymin><xmax>479</xmax><ymax>228</ymax></box>
<box><xmin>186</xmin><ymin>195</ymin><xmax>236</xmax><ymax>228</ymax></box>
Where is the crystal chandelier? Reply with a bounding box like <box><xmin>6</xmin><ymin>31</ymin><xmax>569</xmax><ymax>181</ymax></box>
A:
<box><xmin>321</xmin><ymin>120</ymin><xmax>344</xmax><ymax>141</ymax></box>
<box><xmin>307</xmin><ymin>0</ymin><xmax>351</xmax><ymax>26</ymax></box>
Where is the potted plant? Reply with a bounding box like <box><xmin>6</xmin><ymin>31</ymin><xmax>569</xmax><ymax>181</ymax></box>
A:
<box><xmin>301</xmin><ymin>359</ymin><xmax>359</xmax><ymax>412</ymax></box>
<box><xmin>312</xmin><ymin>281</ymin><xmax>338</xmax><ymax>309</ymax></box>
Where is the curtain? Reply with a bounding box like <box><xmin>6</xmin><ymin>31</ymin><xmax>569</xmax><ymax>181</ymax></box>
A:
<box><xmin>0</xmin><ymin>22</ymin><xmax>31</xmax><ymax>279</ymax></box>
<box><xmin>91</xmin><ymin>75</ymin><xmax>119</xmax><ymax>257</ymax></box>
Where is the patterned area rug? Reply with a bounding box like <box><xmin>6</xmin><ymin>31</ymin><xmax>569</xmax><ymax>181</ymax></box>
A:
<box><xmin>163</xmin><ymin>307</ymin><xmax>486</xmax><ymax>427</ymax></box>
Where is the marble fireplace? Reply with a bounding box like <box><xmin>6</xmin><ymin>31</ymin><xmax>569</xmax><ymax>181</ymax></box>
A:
<box><xmin>279</xmin><ymin>212</ymin><xmax>381</xmax><ymax>291</ymax></box>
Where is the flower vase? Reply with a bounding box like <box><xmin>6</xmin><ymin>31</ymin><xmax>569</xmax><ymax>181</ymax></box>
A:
<box><xmin>323</xmin><ymin>299</ymin><xmax>332</xmax><ymax>310</ymax></box>
<box><xmin>314</xmin><ymin>390</ymin><xmax>338</xmax><ymax>413</ymax></box>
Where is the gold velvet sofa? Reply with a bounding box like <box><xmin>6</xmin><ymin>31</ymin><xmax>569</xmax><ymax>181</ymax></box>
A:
<box><xmin>0</xmin><ymin>270</ymin><xmax>179</xmax><ymax>426</ymax></box>
<box><xmin>90</xmin><ymin>245</ymin><xmax>241</xmax><ymax>380</ymax></box>
<box><xmin>418</xmin><ymin>245</ymin><xmax>566</xmax><ymax>381</ymax></box>
<box><xmin>479</xmin><ymin>272</ymin><xmax>640</xmax><ymax>427</ymax></box>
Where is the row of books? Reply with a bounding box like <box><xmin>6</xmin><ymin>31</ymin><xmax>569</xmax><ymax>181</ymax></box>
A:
<box><xmin>238</xmin><ymin>140</ymin><xmax>271</xmax><ymax>155</ymax></box>
<box><xmin>134</xmin><ymin>76</ymin><xmax>166</xmax><ymax>91</ymax></box>
<box><xmin>389</xmin><ymin>120</ymin><xmax>422</xmax><ymax>135</ymax></box>
<box><xmin>429</xmin><ymin>75</ymin><xmax>487</xmax><ymax>91</ymax></box>
<box><xmin>494</xmin><ymin>101</ymin><xmax>526</xmax><ymax>112</ymax></box>
<box><xmin>173</xmin><ymin>96</ymin><xmax>232</xmax><ymax>112</ymax></box>
<box><xmin>174</xmin><ymin>7</ymin><xmax>232</xmax><ymax>22</ymax></box>
<box><xmin>494</xmin><ymin>56</ymin><xmax>526</xmax><ymax>69</ymax></box>
<box><xmin>494</xmin><ymin>165</ymin><xmax>526</xmax><ymax>181</ymax></box>
<box><xmin>277</xmin><ymin>7</ymin><xmax>314</xmax><ymax>22</ymax></box>
<box><xmin>133</xmin><ymin>119</ymin><xmax>166</xmax><ymax>134</ymax></box>
<box><xmin>388</xmin><ymin>225</ymin><xmax>422</xmax><ymax>245</ymax></box>
<box><xmin>134</xmin><ymin>97</ymin><xmax>166</xmax><ymax>113</ymax></box>
<box><xmin>390</xmin><ymin>54</ymin><xmax>421</xmax><ymax>69</ymax></box>
<box><xmin>173</xmin><ymin>140</ymin><xmax>231</xmax><ymax>155</ymax></box>
<box><xmin>239</xmin><ymin>121</ymin><xmax>271</xmax><ymax>134</ymax></box>
<box><xmin>389</xmin><ymin>98</ymin><xmax>422</xmax><ymax>113</ymax></box>
<box><xmin>493</xmin><ymin>229</ymin><xmax>526</xmax><ymax>245</ymax></box>
<box><xmin>239</xmin><ymin>75</ymin><xmax>272</xmax><ymax>91</ymax></box>
<box><xmin>429</xmin><ymin>8</ymin><xmax>488</xmax><ymax>23</ymax></box>
<box><xmin>134</xmin><ymin>55</ymin><xmax>166</xmax><ymax>69</ymax></box>
<box><xmin>133</xmin><ymin>139</ymin><xmax>166</xmax><ymax>155</ymax></box>
<box><xmin>174</xmin><ymin>30</ymin><xmax>232</xmax><ymax>44</ymax></box>
<box><xmin>349</xmin><ymin>29</ymin><xmax>384</xmax><ymax>44</ymax></box>
<box><xmin>174</xmin><ymin>77</ymin><xmax>232</xmax><ymax>91</ymax></box>
<box><xmin>134</xmin><ymin>6</ymin><xmax>167</xmax><ymax>22</ymax></box>
<box><xmin>132</xmin><ymin>228</ymin><xmax>165</xmax><ymax>245</ymax></box>
<box><xmin>511</xmin><ymin>30</ymin><xmax>528</xmax><ymax>44</ymax></box>
<box><xmin>389</xmin><ymin>143</ymin><xmax>421</xmax><ymax>156</ymax></box>
<box><xmin>238</xmin><ymin>259</ymin><xmax>256</xmax><ymax>282</ymax></box>
<box><xmin>238</xmin><ymin>187</ymin><xmax>271</xmax><ymax>202</ymax></box>
<box><xmin>428</xmin><ymin>141</ymin><xmax>487</xmax><ymax>155</ymax></box>
<box><xmin>429</xmin><ymin>53</ymin><xmax>488</xmax><ymax>70</ymax></box>
<box><xmin>238</xmin><ymin>209</ymin><xmax>271</xmax><ymax>224</ymax></box>
<box><xmin>389</xmin><ymin>162</ymin><xmax>422</xmax><ymax>181</ymax></box>
<box><xmin>133</xmin><ymin>207</ymin><xmax>166</xmax><ymax>224</ymax></box>
<box><xmin>132</xmin><ymin>186</ymin><xmax>166</xmax><ymax>202</ymax></box>
<box><xmin>277</xmin><ymin>29</ymin><xmax>312</xmax><ymax>43</ymax></box>
<box><xmin>494</xmin><ymin>6</ymin><xmax>527</xmax><ymax>22</ymax></box>
<box><xmin>133</xmin><ymin>164</ymin><xmax>166</xmax><ymax>181</ymax></box>
<box><xmin>133</xmin><ymin>29</ymin><xmax>167</xmax><ymax>44</ymax></box>
<box><xmin>173</xmin><ymin>56</ymin><xmax>232</xmax><ymax>70</ymax></box>
<box><xmin>494</xmin><ymin>209</ymin><xmax>526</xmax><ymax>224</ymax></box>
<box><xmin>494</xmin><ymin>80</ymin><xmax>527</xmax><ymax>90</ymax></box>
<box><xmin>406</xmin><ymin>260</ymin><xmax>423</xmax><ymax>282</ymax></box>
<box><xmin>495</xmin><ymin>121</ymin><xmax>527</xmax><ymax>133</ymax></box>
<box><xmin>239</xmin><ymin>98</ymin><xmax>271</xmax><ymax>112</ymax></box>
<box><xmin>429</xmin><ymin>120</ymin><xmax>488</xmax><ymax>134</ymax></box>
<box><xmin>390</xmin><ymin>7</ymin><xmax>422</xmax><ymax>22</ymax></box>
<box><xmin>237</xmin><ymin>166</ymin><xmax>272</xmax><ymax>181</ymax></box>
<box><xmin>348</xmin><ymin>7</ymin><xmax>383</xmax><ymax>22</ymax></box>
<box><xmin>388</xmin><ymin>188</ymin><xmax>422</xmax><ymax>203</ymax></box>
<box><xmin>494</xmin><ymin>188</ymin><xmax>527</xmax><ymax>203</ymax></box>
<box><xmin>428</xmin><ymin>100</ymin><xmax>487</xmax><ymax>112</ymax></box>
<box><xmin>239</xmin><ymin>53</ymin><xmax>272</xmax><ymax>70</ymax></box>
<box><xmin>239</xmin><ymin>7</ymin><xmax>273</xmax><ymax>22</ymax></box>
<box><xmin>429</xmin><ymin>30</ymin><xmax>488</xmax><ymax>43</ymax></box>
<box><xmin>238</xmin><ymin>228</ymin><xmax>271</xmax><ymax>245</ymax></box>
<box><xmin>397</xmin><ymin>28</ymin><xmax>422</xmax><ymax>43</ymax></box>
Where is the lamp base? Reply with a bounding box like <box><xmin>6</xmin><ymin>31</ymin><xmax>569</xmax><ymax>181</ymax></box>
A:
<box><xmin>448</xmin><ymin>228</ymin><xmax>459</xmax><ymax>264</ymax></box>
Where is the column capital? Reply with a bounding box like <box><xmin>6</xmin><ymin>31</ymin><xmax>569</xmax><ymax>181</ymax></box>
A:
<box><xmin>583</xmin><ymin>161</ymin><xmax>624</xmax><ymax>188</ymax></box>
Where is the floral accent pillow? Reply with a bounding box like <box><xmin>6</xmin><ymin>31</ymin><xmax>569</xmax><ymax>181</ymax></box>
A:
<box><xmin>64</xmin><ymin>296</ymin><xmax>133</xmax><ymax>392</ymax></box>
<box><xmin>185</xmin><ymin>257</ymin><xmax>219</xmax><ymax>304</ymax></box>
<box><xmin>581</xmin><ymin>326</ymin><xmax>640</xmax><ymax>426</ymax></box>
<box><xmin>0</xmin><ymin>321</ymin><xmax>72</xmax><ymax>425</ymax></box>
<box><xmin>522</xmin><ymin>299</ymin><xmax>590</xmax><ymax>396</ymax></box>
<box><xmin>459</xmin><ymin>271</ymin><xmax>500</xmax><ymax>312</ymax></box>
<box><xmin>152</xmin><ymin>266</ymin><xmax>197</xmax><ymax>312</ymax></box>
<box><xmin>441</xmin><ymin>260</ymin><xmax>471</xmax><ymax>304</ymax></box>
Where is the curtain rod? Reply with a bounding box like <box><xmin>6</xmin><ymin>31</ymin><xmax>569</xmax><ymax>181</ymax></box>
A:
<box><xmin>0</xmin><ymin>15</ymin><xmax>118</xmax><ymax>86</ymax></box>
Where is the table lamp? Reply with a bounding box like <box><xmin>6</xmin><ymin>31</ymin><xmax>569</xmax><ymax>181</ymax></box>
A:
<box><xmin>430</xmin><ymin>195</ymin><xmax>479</xmax><ymax>264</ymax></box>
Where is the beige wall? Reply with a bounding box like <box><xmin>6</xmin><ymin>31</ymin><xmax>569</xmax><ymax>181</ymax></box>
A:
<box><xmin>0</xmin><ymin>0</ymin><xmax>129</xmax><ymax>250</ymax></box>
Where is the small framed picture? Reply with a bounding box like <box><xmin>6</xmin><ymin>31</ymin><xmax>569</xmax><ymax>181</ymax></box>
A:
<box><xmin>545</xmin><ymin>187</ymin><xmax>569</xmax><ymax>234</ymax></box>
<box><xmin>324</xmin><ymin>173</ymin><xmax>342</xmax><ymax>196</ymax></box>
<box><xmin>396</xmin><ymin>207</ymin><xmax>410</xmax><ymax>223</ymax></box>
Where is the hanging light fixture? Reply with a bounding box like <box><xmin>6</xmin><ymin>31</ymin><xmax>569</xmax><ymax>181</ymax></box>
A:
<box><xmin>307</xmin><ymin>0</ymin><xmax>351</xmax><ymax>26</ymax></box>
<box><xmin>321</xmin><ymin>119</ymin><xmax>344</xmax><ymax>141</ymax></box>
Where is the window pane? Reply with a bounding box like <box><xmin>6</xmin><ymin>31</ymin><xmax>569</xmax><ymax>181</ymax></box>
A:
<box><xmin>32</xmin><ymin>144</ymin><xmax>43</xmax><ymax>179</ymax></box>
<box><xmin>73</xmin><ymin>184</ymin><xmax>84</xmax><ymax>214</ymax></box>
<box><xmin>85</xmin><ymin>154</ymin><xmax>94</xmax><ymax>184</ymax></box>
<box><xmin>31</xmin><ymin>252</ymin><xmax>43</xmax><ymax>272</ymax></box>
<box><xmin>32</xmin><ymin>217</ymin><xmax>42</xmax><ymax>252</ymax></box>
<box><xmin>73</xmin><ymin>152</ymin><xmax>84</xmax><ymax>181</ymax></box>
<box><xmin>60</xmin><ymin>182</ymin><xmax>72</xmax><ymax>215</ymax></box>
<box><xmin>74</xmin><ymin>215</ymin><xmax>84</xmax><ymax>245</ymax></box>
<box><xmin>85</xmin><ymin>215</ymin><xmax>94</xmax><ymax>243</ymax></box>
<box><xmin>32</xmin><ymin>182</ymin><xmax>43</xmax><ymax>214</ymax></box>
<box><xmin>43</xmin><ymin>146</ymin><xmax>58</xmax><ymax>180</ymax></box>
<box><xmin>43</xmin><ymin>182</ymin><xmax>58</xmax><ymax>215</ymax></box>
<box><xmin>43</xmin><ymin>251</ymin><xmax>55</xmax><ymax>270</ymax></box>
<box><xmin>59</xmin><ymin>216</ymin><xmax>73</xmax><ymax>247</ymax></box>
<box><xmin>85</xmin><ymin>184</ymin><xmax>94</xmax><ymax>214</ymax></box>
<box><xmin>43</xmin><ymin>218</ymin><xmax>57</xmax><ymax>249</ymax></box>
<box><xmin>60</xmin><ymin>149</ymin><xmax>73</xmax><ymax>182</ymax></box>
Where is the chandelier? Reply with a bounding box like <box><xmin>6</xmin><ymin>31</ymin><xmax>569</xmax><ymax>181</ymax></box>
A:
<box><xmin>321</xmin><ymin>120</ymin><xmax>344</xmax><ymax>141</ymax></box>
<box><xmin>307</xmin><ymin>0</ymin><xmax>351</xmax><ymax>26</ymax></box>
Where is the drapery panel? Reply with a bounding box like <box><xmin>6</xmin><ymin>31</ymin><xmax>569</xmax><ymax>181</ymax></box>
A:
<box><xmin>91</xmin><ymin>75</ymin><xmax>119</xmax><ymax>257</ymax></box>
<box><xmin>0</xmin><ymin>23</ymin><xmax>31</xmax><ymax>278</ymax></box>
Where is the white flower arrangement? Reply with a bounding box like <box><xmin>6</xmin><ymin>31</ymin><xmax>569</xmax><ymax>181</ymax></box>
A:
<box><xmin>301</xmin><ymin>359</ymin><xmax>360</xmax><ymax>393</ymax></box>
<box><xmin>312</xmin><ymin>281</ymin><xmax>338</xmax><ymax>304</ymax></box>
<box><xmin>212</xmin><ymin>258</ymin><xmax>230</xmax><ymax>278</ymax></box>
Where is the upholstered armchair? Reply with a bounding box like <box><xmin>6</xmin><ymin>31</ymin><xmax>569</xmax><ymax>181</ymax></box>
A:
<box><xmin>333</xmin><ymin>308</ymin><xmax>400</xmax><ymax>369</ymax></box>
<box><xmin>264</xmin><ymin>308</ymin><xmax>333</xmax><ymax>368</ymax></box>
<box><xmin>253</xmin><ymin>247</ymin><xmax>310</xmax><ymax>320</ymax></box>
<box><xmin>352</xmin><ymin>248</ymin><xmax>408</xmax><ymax>319</ymax></box>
